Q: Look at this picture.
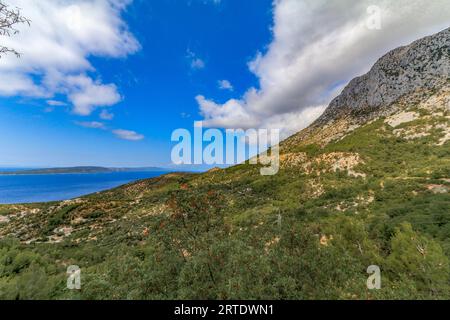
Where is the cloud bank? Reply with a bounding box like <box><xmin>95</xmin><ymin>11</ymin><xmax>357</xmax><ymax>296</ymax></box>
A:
<box><xmin>197</xmin><ymin>0</ymin><xmax>450</xmax><ymax>139</ymax></box>
<box><xmin>0</xmin><ymin>0</ymin><xmax>139</xmax><ymax>115</ymax></box>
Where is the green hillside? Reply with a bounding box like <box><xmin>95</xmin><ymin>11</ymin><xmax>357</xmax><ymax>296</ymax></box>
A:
<box><xmin>0</xmin><ymin>85</ymin><xmax>448</xmax><ymax>299</ymax></box>
<box><xmin>0</xmin><ymin>29</ymin><xmax>449</xmax><ymax>300</ymax></box>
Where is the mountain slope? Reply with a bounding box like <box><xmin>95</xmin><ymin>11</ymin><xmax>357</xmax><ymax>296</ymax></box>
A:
<box><xmin>284</xmin><ymin>26</ymin><xmax>450</xmax><ymax>149</ymax></box>
<box><xmin>0</xmin><ymin>28</ymin><xmax>449</xmax><ymax>300</ymax></box>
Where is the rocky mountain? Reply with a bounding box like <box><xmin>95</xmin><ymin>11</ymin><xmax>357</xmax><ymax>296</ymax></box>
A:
<box><xmin>320</xmin><ymin>27</ymin><xmax>449</xmax><ymax>124</ymax></box>
<box><xmin>284</xmin><ymin>27</ymin><xmax>450</xmax><ymax>148</ymax></box>
<box><xmin>0</xmin><ymin>28</ymin><xmax>449</xmax><ymax>300</ymax></box>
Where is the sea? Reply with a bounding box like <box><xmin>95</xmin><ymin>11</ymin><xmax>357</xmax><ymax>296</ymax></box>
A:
<box><xmin>0</xmin><ymin>169</ymin><xmax>169</xmax><ymax>204</ymax></box>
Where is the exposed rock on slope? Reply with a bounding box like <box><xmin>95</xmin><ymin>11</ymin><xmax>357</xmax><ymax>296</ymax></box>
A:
<box><xmin>284</xmin><ymin>27</ymin><xmax>450</xmax><ymax>149</ymax></box>
<box><xmin>0</xmin><ymin>28</ymin><xmax>449</xmax><ymax>300</ymax></box>
<box><xmin>319</xmin><ymin>27</ymin><xmax>450</xmax><ymax>124</ymax></box>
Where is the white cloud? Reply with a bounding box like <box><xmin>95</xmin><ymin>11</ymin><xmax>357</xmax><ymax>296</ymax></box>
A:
<box><xmin>197</xmin><ymin>95</ymin><xmax>259</xmax><ymax>128</ymax></box>
<box><xmin>113</xmin><ymin>129</ymin><xmax>144</xmax><ymax>141</ymax></box>
<box><xmin>191</xmin><ymin>58</ymin><xmax>205</xmax><ymax>70</ymax></box>
<box><xmin>0</xmin><ymin>72</ymin><xmax>47</xmax><ymax>97</ymax></box>
<box><xmin>0</xmin><ymin>0</ymin><xmax>139</xmax><ymax>115</ymax></box>
<box><xmin>76</xmin><ymin>121</ymin><xmax>147</xmax><ymax>142</ymax></box>
<box><xmin>100</xmin><ymin>109</ymin><xmax>114</xmax><ymax>120</ymax></box>
<box><xmin>180</xmin><ymin>112</ymin><xmax>191</xmax><ymax>119</ymax></box>
<box><xmin>46</xmin><ymin>100</ymin><xmax>67</xmax><ymax>106</ymax></box>
<box><xmin>187</xmin><ymin>49</ymin><xmax>205</xmax><ymax>70</ymax></box>
<box><xmin>75</xmin><ymin>121</ymin><xmax>106</xmax><ymax>129</ymax></box>
<box><xmin>218</xmin><ymin>80</ymin><xmax>233</xmax><ymax>91</ymax></box>
<box><xmin>66</xmin><ymin>75</ymin><xmax>121</xmax><ymax>115</ymax></box>
<box><xmin>197</xmin><ymin>0</ymin><xmax>450</xmax><ymax>139</ymax></box>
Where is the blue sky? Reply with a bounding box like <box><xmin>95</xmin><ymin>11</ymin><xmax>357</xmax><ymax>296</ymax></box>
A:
<box><xmin>0</xmin><ymin>0</ymin><xmax>273</xmax><ymax>167</ymax></box>
<box><xmin>0</xmin><ymin>0</ymin><xmax>449</xmax><ymax>168</ymax></box>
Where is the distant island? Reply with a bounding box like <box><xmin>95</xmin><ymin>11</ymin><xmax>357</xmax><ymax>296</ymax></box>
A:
<box><xmin>0</xmin><ymin>166</ymin><xmax>169</xmax><ymax>175</ymax></box>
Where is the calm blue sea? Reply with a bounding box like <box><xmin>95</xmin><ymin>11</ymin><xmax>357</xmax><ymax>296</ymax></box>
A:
<box><xmin>0</xmin><ymin>171</ymin><xmax>169</xmax><ymax>204</ymax></box>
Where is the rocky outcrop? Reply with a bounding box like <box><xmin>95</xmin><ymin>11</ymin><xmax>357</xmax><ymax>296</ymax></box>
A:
<box><xmin>283</xmin><ymin>27</ymin><xmax>450</xmax><ymax>149</ymax></box>
<box><xmin>317</xmin><ymin>27</ymin><xmax>450</xmax><ymax>125</ymax></box>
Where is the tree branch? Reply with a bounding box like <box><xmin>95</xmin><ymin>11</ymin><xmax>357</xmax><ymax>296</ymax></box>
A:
<box><xmin>0</xmin><ymin>0</ymin><xmax>31</xmax><ymax>58</ymax></box>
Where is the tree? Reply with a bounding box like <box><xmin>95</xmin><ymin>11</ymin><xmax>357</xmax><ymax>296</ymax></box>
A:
<box><xmin>386</xmin><ymin>223</ymin><xmax>449</xmax><ymax>297</ymax></box>
<box><xmin>0</xmin><ymin>0</ymin><xmax>30</xmax><ymax>58</ymax></box>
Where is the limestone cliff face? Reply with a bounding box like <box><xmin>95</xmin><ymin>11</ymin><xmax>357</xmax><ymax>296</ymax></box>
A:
<box><xmin>318</xmin><ymin>27</ymin><xmax>450</xmax><ymax>125</ymax></box>
<box><xmin>283</xmin><ymin>27</ymin><xmax>450</xmax><ymax>149</ymax></box>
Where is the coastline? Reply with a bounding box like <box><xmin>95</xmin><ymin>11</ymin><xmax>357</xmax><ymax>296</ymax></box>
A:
<box><xmin>0</xmin><ymin>170</ymin><xmax>172</xmax><ymax>205</ymax></box>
